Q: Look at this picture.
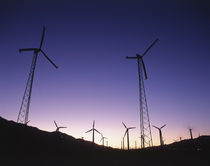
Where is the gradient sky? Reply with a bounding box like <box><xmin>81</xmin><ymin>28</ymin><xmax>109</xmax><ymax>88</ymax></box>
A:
<box><xmin>1</xmin><ymin>0</ymin><xmax>210</xmax><ymax>148</ymax></box>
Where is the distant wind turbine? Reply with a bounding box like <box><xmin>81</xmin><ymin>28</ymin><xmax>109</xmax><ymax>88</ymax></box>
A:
<box><xmin>189</xmin><ymin>128</ymin><xmax>193</xmax><ymax>139</ymax></box>
<box><xmin>100</xmin><ymin>133</ymin><xmax>107</xmax><ymax>146</ymax></box>
<box><xmin>85</xmin><ymin>120</ymin><xmax>101</xmax><ymax>143</ymax></box>
<box><xmin>153</xmin><ymin>124</ymin><xmax>166</xmax><ymax>146</ymax></box>
<box><xmin>122</xmin><ymin>137</ymin><xmax>125</xmax><ymax>150</ymax></box>
<box><xmin>122</xmin><ymin>122</ymin><xmax>136</xmax><ymax>150</ymax></box>
<box><xmin>54</xmin><ymin>121</ymin><xmax>67</xmax><ymax>132</ymax></box>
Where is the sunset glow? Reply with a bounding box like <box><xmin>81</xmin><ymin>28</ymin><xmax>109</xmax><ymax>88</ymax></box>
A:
<box><xmin>1</xmin><ymin>0</ymin><xmax>210</xmax><ymax>148</ymax></box>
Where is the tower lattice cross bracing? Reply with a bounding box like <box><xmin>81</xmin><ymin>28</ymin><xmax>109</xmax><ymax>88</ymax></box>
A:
<box><xmin>17</xmin><ymin>26</ymin><xmax>58</xmax><ymax>124</ymax></box>
<box><xmin>126</xmin><ymin>38</ymin><xmax>158</xmax><ymax>148</ymax></box>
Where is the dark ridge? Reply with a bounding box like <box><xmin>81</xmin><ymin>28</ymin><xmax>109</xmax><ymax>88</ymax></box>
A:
<box><xmin>0</xmin><ymin>117</ymin><xmax>113</xmax><ymax>157</ymax></box>
<box><xmin>1</xmin><ymin>116</ymin><xmax>210</xmax><ymax>166</ymax></box>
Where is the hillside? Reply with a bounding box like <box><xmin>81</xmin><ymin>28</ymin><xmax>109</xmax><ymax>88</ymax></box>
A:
<box><xmin>0</xmin><ymin>116</ymin><xmax>210</xmax><ymax>166</ymax></box>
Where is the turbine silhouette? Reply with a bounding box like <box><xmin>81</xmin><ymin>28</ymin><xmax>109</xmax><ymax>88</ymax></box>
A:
<box><xmin>122</xmin><ymin>122</ymin><xmax>135</xmax><ymax>150</ymax></box>
<box><xmin>100</xmin><ymin>133</ymin><xmax>107</xmax><ymax>146</ymax></box>
<box><xmin>54</xmin><ymin>121</ymin><xmax>67</xmax><ymax>132</ymax></box>
<box><xmin>85</xmin><ymin>120</ymin><xmax>101</xmax><ymax>143</ymax></box>
<box><xmin>189</xmin><ymin>128</ymin><xmax>193</xmax><ymax>139</ymax></box>
<box><xmin>17</xmin><ymin>26</ymin><xmax>58</xmax><ymax>124</ymax></box>
<box><xmin>153</xmin><ymin>124</ymin><xmax>166</xmax><ymax>146</ymax></box>
<box><xmin>126</xmin><ymin>38</ymin><xmax>158</xmax><ymax>148</ymax></box>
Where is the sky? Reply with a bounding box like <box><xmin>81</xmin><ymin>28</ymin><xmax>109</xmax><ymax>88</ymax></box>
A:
<box><xmin>0</xmin><ymin>0</ymin><xmax>210</xmax><ymax>148</ymax></box>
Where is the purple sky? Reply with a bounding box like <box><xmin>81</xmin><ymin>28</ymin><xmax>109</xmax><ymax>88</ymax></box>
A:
<box><xmin>1</xmin><ymin>0</ymin><xmax>210</xmax><ymax>148</ymax></box>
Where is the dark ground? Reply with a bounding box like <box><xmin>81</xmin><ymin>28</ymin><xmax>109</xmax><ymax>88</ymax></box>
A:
<box><xmin>1</xmin><ymin>116</ymin><xmax>210</xmax><ymax>166</ymax></box>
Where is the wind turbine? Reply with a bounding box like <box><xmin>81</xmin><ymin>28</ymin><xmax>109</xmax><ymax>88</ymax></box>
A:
<box><xmin>126</xmin><ymin>38</ymin><xmax>158</xmax><ymax>148</ymax></box>
<box><xmin>85</xmin><ymin>120</ymin><xmax>101</xmax><ymax>143</ymax></box>
<box><xmin>189</xmin><ymin>128</ymin><xmax>193</xmax><ymax>139</ymax></box>
<box><xmin>100</xmin><ymin>133</ymin><xmax>107</xmax><ymax>146</ymax></box>
<box><xmin>17</xmin><ymin>26</ymin><xmax>58</xmax><ymax>124</ymax></box>
<box><xmin>153</xmin><ymin>124</ymin><xmax>166</xmax><ymax>146</ymax></box>
<box><xmin>122</xmin><ymin>137</ymin><xmax>125</xmax><ymax>150</ymax></box>
<box><xmin>122</xmin><ymin>122</ymin><xmax>135</xmax><ymax>150</ymax></box>
<box><xmin>54</xmin><ymin>121</ymin><xmax>67</xmax><ymax>132</ymax></box>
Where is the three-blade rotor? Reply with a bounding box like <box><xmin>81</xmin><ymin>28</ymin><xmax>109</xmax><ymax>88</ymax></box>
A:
<box><xmin>153</xmin><ymin>124</ymin><xmax>166</xmax><ymax>130</ymax></box>
<box><xmin>122</xmin><ymin>122</ymin><xmax>135</xmax><ymax>138</ymax></box>
<box><xmin>19</xmin><ymin>26</ymin><xmax>58</xmax><ymax>69</ymax></box>
<box><xmin>54</xmin><ymin>120</ymin><xmax>67</xmax><ymax>131</ymax></box>
<box><xmin>85</xmin><ymin>120</ymin><xmax>101</xmax><ymax>134</ymax></box>
<box><xmin>126</xmin><ymin>38</ymin><xmax>159</xmax><ymax>80</ymax></box>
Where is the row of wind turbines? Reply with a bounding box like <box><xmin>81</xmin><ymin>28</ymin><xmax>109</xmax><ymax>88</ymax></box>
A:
<box><xmin>121</xmin><ymin>123</ymin><xmax>195</xmax><ymax>150</ymax></box>
<box><xmin>121</xmin><ymin>123</ymin><xmax>166</xmax><ymax>150</ymax></box>
<box><xmin>54</xmin><ymin>119</ymin><xmax>195</xmax><ymax>149</ymax></box>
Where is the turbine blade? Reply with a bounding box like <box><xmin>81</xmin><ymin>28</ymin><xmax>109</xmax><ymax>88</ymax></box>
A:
<box><xmin>123</xmin><ymin>131</ymin><xmax>127</xmax><ymax>138</ymax></box>
<box><xmin>85</xmin><ymin>129</ymin><xmax>93</xmax><ymax>133</ymax></box>
<box><xmin>142</xmin><ymin>38</ymin><xmax>159</xmax><ymax>57</ymax></box>
<box><xmin>128</xmin><ymin>127</ymin><xmax>136</xmax><ymax>130</ymax></box>
<box><xmin>122</xmin><ymin>122</ymin><xmax>127</xmax><ymax>128</ymax></box>
<box><xmin>39</xmin><ymin>26</ymin><xmax>45</xmax><ymax>49</ymax></box>
<box><xmin>93</xmin><ymin>120</ymin><xmax>95</xmax><ymax>128</ymax></box>
<box><xmin>141</xmin><ymin>58</ymin><xmax>148</xmax><ymax>80</ymax></box>
<box><xmin>94</xmin><ymin>129</ymin><xmax>101</xmax><ymax>134</ymax></box>
<box><xmin>152</xmin><ymin>125</ymin><xmax>159</xmax><ymax>130</ymax></box>
<box><xmin>19</xmin><ymin>48</ymin><xmax>38</xmax><ymax>53</ymax></box>
<box><xmin>126</xmin><ymin>56</ymin><xmax>137</xmax><ymax>59</ymax></box>
<box><xmin>161</xmin><ymin>124</ymin><xmax>166</xmax><ymax>129</ymax></box>
<box><xmin>54</xmin><ymin>121</ymin><xmax>57</xmax><ymax>127</ymax></box>
<box><xmin>59</xmin><ymin>127</ymin><xmax>67</xmax><ymax>129</ymax></box>
<box><xmin>40</xmin><ymin>50</ymin><xmax>58</xmax><ymax>69</ymax></box>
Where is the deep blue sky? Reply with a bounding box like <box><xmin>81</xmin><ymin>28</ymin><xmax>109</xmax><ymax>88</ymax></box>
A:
<box><xmin>1</xmin><ymin>0</ymin><xmax>210</xmax><ymax>148</ymax></box>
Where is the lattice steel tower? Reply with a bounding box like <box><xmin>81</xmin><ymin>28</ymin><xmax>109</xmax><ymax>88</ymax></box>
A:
<box><xmin>17</xmin><ymin>26</ymin><xmax>58</xmax><ymax>124</ymax></box>
<box><xmin>126</xmin><ymin>39</ymin><xmax>158</xmax><ymax>148</ymax></box>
